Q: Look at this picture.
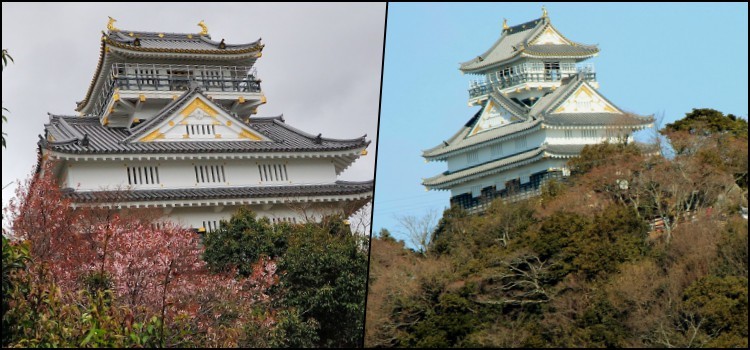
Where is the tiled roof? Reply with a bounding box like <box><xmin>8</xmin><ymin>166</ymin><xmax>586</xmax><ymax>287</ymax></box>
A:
<box><xmin>544</xmin><ymin>113</ymin><xmax>654</xmax><ymax>126</ymax></box>
<box><xmin>423</xmin><ymin>142</ymin><xmax>636</xmax><ymax>188</ymax></box>
<box><xmin>64</xmin><ymin>180</ymin><xmax>373</xmax><ymax>203</ymax></box>
<box><xmin>523</xmin><ymin>44</ymin><xmax>600</xmax><ymax>57</ymax></box>
<box><xmin>423</xmin><ymin>74</ymin><xmax>652</xmax><ymax>161</ymax></box>
<box><xmin>422</xmin><ymin>119</ymin><xmax>541</xmax><ymax>160</ymax></box>
<box><xmin>42</xmin><ymin>114</ymin><xmax>368</xmax><ymax>155</ymax></box>
<box><xmin>423</xmin><ymin>147</ymin><xmax>546</xmax><ymax>187</ymax></box>
<box><xmin>459</xmin><ymin>17</ymin><xmax>598</xmax><ymax>73</ymax></box>
<box><xmin>528</xmin><ymin>74</ymin><xmax>586</xmax><ymax>116</ymax></box>
<box><xmin>106</xmin><ymin>30</ymin><xmax>262</xmax><ymax>53</ymax></box>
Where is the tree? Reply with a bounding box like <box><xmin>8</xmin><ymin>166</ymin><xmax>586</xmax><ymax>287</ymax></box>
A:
<box><xmin>664</xmin><ymin>108</ymin><xmax>748</xmax><ymax>140</ymax></box>
<box><xmin>202</xmin><ymin>207</ymin><xmax>369</xmax><ymax>347</ymax></box>
<box><xmin>5</xmin><ymin>164</ymin><xmax>277</xmax><ymax>347</ymax></box>
<box><xmin>395</xmin><ymin>209</ymin><xmax>439</xmax><ymax>255</ymax></box>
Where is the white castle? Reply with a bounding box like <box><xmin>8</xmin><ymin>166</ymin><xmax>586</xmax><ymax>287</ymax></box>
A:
<box><xmin>39</xmin><ymin>19</ymin><xmax>373</xmax><ymax>231</ymax></box>
<box><xmin>422</xmin><ymin>9</ymin><xmax>653</xmax><ymax>213</ymax></box>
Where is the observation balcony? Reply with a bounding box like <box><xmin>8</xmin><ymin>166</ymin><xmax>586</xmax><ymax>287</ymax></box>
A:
<box><xmin>468</xmin><ymin>66</ymin><xmax>596</xmax><ymax>99</ymax></box>
<box><xmin>91</xmin><ymin>63</ymin><xmax>262</xmax><ymax>117</ymax></box>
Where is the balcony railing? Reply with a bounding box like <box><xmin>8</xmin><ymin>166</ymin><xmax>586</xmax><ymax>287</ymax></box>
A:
<box><xmin>91</xmin><ymin>63</ymin><xmax>261</xmax><ymax>117</ymax></box>
<box><xmin>468</xmin><ymin>68</ymin><xmax>596</xmax><ymax>99</ymax></box>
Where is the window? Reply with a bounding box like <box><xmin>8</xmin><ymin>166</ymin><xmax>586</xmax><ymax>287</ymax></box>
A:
<box><xmin>491</xmin><ymin>143</ymin><xmax>503</xmax><ymax>157</ymax></box>
<box><xmin>194</xmin><ymin>164</ymin><xmax>226</xmax><ymax>183</ymax></box>
<box><xmin>202</xmin><ymin>220</ymin><xmax>219</xmax><ymax>233</ymax></box>
<box><xmin>581</xmin><ymin>129</ymin><xmax>597</xmax><ymax>138</ymax></box>
<box><xmin>258</xmin><ymin>163</ymin><xmax>289</xmax><ymax>182</ymax></box>
<box><xmin>576</xmin><ymin>100</ymin><xmax>591</xmax><ymax>110</ymax></box>
<box><xmin>271</xmin><ymin>217</ymin><xmax>298</xmax><ymax>224</ymax></box>
<box><xmin>127</xmin><ymin>166</ymin><xmax>160</xmax><ymax>185</ymax></box>
<box><xmin>186</xmin><ymin>124</ymin><xmax>216</xmax><ymax>137</ymax></box>
<box><xmin>514</xmin><ymin>136</ymin><xmax>528</xmax><ymax>150</ymax></box>
<box><xmin>564</xmin><ymin>130</ymin><xmax>574</xmax><ymax>138</ymax></box>
<box><xmin>466</xmin><ymin>151</ymin><xmax>479</xmax><ymax>165</ymax></box>
<box><xmin>471</xmin><ymin>185</ymin><xmax>482</xmax><ymax>198</ymax></box>
<box><xmin>606</xmin><ymin>129</ymin><xmax>621</xmax><ymax>139</ymax></box>
<box><xmin>137</xmin><ymin>68</ymin><xmax>158</xmax><ymax>86</ymax></box>
<box><xmin>544</xmin><ymin>61</ymin><xmax>560</xmax><ymax>70</ymax></box>
<box><xmin>525</xmin><ymin>61</ymin><xmax>544</xmax><ymax>73</ymax></box>
<box><xmin>560</xmin><ymin>62</ymin><xmax>576</xmax><ymax>72</ymax></box>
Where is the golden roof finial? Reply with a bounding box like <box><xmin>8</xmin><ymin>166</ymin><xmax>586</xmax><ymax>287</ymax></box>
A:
<box><xmin>197</xmin><ymin>20</ymin><xmax>209</xmax><ymax>36</ymax></box>
<box><xmin>542</xmin><ymin>5</ymin><xmax>548</xmax><ymax>18</ymax></box>
<box><xmin>107</xmin><ymin>16</ymin><xmax>119</xmax><ymax>32</ymax></box>
<box><xmin>503</xmin><ymin>18</ymin><xmax>509</xmax><ymax>30</ymax></box>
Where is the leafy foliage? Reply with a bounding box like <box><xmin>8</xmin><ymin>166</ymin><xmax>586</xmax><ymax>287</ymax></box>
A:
<box><xmin>664</xmin><ymin>108</ymin><xmax>748</xmax><ymax>139</ymax></box>
<box><xmin>2</xmin><ymin>165</ymin><xmax>280</xmax><ymax>347</ymax></box>
<box><xmin>203</xmin><ymin>208</ymin><xmax>369</xmax><ymax>347</ymax></box>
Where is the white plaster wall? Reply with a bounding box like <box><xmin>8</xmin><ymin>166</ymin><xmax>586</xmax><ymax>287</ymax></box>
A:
<box><xmin>449</xmin><ymin>158</ymin><xmax>567</xmax><ymax>198</ymax></box>
<box><xmin>445</xmin><ymin>129</ymin><xmax>545</xmax><ymax>172</ymax></box>
<box><xmin>66</xmin><ymin>157</ymin><xmax>338</xmax><ymax>191</ymax></box>
<box><xmin>544</xmin><ymin>129</ymin><xmax>632</xmax><ymax>145</ymax></box>
<box><xmin>66</xmin><ymin>161</ymin><xmax>132</xmax><ymax>191</ymax></box>
<box><xmin>163</xmin><ymin>203</ymin><xmax>346</xmax><ymax>230</ymax></box>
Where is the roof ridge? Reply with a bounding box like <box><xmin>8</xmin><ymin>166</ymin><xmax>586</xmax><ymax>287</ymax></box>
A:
<box><xmin>504</xmin><ymin>17</ymin><xmax>546</xmax><ymax>35</ymax></box>
<box><xmin>249</xmin><ymin>114</ymin><xmax>285</xmax><ymax>123</ymax></box>
<box><xmin>270</xmin><ymin>119</ymin><xmax>368</xmax><ymax>144</ymax></box>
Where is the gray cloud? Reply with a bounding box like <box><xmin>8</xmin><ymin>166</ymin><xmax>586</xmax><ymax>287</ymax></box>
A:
<box><xmin>2</xmin><ymin>3</ymin><xmax>384</xmax><ymax>204</ymax></box>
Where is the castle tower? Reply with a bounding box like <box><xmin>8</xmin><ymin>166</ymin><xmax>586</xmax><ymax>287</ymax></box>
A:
<box><xmin>39</xmin><ymin>19</ymin><xmax>373</xmax><ymax>230</ymax></box>
<box><xmin>422</xmin><ymin>10</ymin><xmax>653</xmax><ymax>213</ymax></box>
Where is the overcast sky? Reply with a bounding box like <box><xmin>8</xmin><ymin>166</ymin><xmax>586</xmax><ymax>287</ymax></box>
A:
<box><xmin>2</xmin><ymin>3</ymin><xmax>385</xmax><ymax>206</ymax></box>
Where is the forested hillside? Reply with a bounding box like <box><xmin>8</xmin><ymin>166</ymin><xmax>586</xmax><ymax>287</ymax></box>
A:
<box><xmin>366</xmin><ymin>109</ymin><xmax>748</xmax><ymax>348</ymax></box>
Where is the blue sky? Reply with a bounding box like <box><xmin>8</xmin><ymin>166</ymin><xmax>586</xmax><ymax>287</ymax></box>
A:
<box><xmin>374</xmin><ymin>2</ymin><xmax>749</xmax><ymax>244</ymax></box>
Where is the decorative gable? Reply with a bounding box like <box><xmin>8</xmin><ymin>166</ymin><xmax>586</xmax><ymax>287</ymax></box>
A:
<box><xmin>530</xmin><ymin>26</ymin><xmax>568</xmax><ymax>45</ymax></box>
<box><xmin>138</xmin><ymin>95</ymin><xmax>267</xmax><ymax>142</ymax></box>
<box><xmin>552</xmin><ymin>84</ymin><xmax>620</xmax><ymax>114</ymax></box>
<box><xmin>469</xmin><ymin>100</ymin><xmax>518</xmax><ymax>136</ymax></box>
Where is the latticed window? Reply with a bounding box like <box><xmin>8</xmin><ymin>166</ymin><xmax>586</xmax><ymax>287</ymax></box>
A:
<box><xmin>581</xmin><ymin>129</ymin><xmax>597</xmax><ymax>138</ymax></box>
<box><xmin>491</xmin><ymin>143</ymin><xmax>503</xmax><ymax>157</ymax></box>
<box><xmin>127</xmin><ymin>166</ymin><xmax>160</xmax><ymax>185</ymax></box>
<box><xmin>271</xmin><ymin>217</ymin><xmax>298</xmax><ymax>224</ymax></box>
<box><xmin>258</xmin><ymin>163</ymin><xmax>289</xmax><ymax>182</ymax></box>
<box><xmin>466</xmin><ymin>151</ymin><xmax>479</xmax><ymax>165</ymax></box>
<box><xmin>515</xmin><ymin>136</ymin><xmax>528</xmax><ymax>150</ymax></box>
<box><xmin>195</xmin><ymin>164</ymin><xmax>226</xmax><ymax>184</ymax></box>
<box><xmin>186</xmin><ymin>124</ymin><xmax>216</xmax><ymax>137</ymax></box>
<box><xmin>202</xmin><ymin>220</ymin><xmax>219</xmax><ymax>232</ymax></box>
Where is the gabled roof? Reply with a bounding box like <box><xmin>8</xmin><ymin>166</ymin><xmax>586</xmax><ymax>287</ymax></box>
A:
<box><xmin>121</xmin><ymin>86</ymin><xmax>267</xmax><ymax>143</ymax></box>
<box><xmin>459</xmin><ymin>17</ymin><xmax>598</xmax><ymax>74</ymax></box>
<box><xmin>41</xmin><ymin>113</ymin><xmax>369</xmax><ymax>155</ymax></box>
<box><xmin>530</xmin><ymin>73</ymin><xmax>655</xmax><ymax>126</ymax></box>
<box><xmin>64</xmin><ymin>180</ymin><xmax>373</xmax><ymax>204</ymax></box>
<box><xmin>423</xmin><ymin>74</ymin><xmax>653</xmax><ymax>162</ymax></box>
<box><xmin>423</xmin><ymin>92</ymin><xmax>533</xmax><ymax>160</ymax></box>
<box><xmin>422</xmin><ymin>119</ymin><xmax>542</xmax><ymax>160</ymax></box>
